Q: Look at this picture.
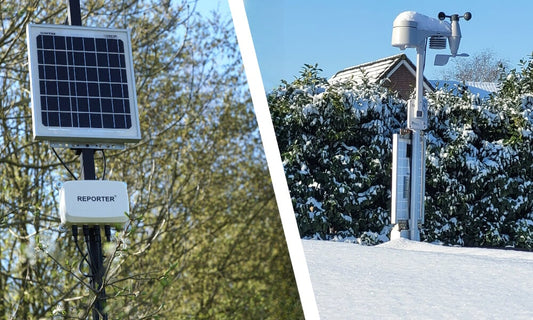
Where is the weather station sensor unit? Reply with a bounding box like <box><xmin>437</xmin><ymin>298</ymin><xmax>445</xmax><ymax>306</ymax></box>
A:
<box><xmin>26</xmin><ymin>24</ymin><xmax>141</xmax><ymax>149</ymax></box>
<box><xmin>389</xmin><ymin>10</ymin><xmax>470</xmax><ymax>241</ymax></box>
<box><xmin>391</xmin><ymin>11</ymin><xmax>471</xmax><ymax>66</ymax></box>
<box><xmin>59</xmin><ymin>180</ymin><xmax>129</xmax><ymax>225</ymax></box>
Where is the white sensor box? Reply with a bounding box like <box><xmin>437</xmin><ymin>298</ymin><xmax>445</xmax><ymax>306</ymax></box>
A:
<box><xmin>407</xmin><ymin>98</ymin><xmax>428</xmax><ymax>130</ymax></box>
<box><xmin>59</xmin><ymin>180</ymin><xmax>129</xmax><ymax>225</ymax></box>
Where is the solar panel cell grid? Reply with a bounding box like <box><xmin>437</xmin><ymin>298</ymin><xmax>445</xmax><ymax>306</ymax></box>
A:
<box><xmin>36</xmin><ymin>34</ymin><xmax>131</xmax><ymax>130</ymax></box>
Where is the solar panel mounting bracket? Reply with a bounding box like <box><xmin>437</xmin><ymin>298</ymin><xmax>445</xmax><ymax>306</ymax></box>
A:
<box><xmin>49</xmin><ymin>141</ymin><xmax>126</xmax><ymax>150</ymax></box>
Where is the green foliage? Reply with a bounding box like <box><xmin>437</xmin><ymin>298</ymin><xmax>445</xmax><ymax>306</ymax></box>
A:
<box><xmin>498</xmin><ymin>53</ymin><xmax>533</xmax><ymax>99</ymax></box>
<box><xmin>0</xmin><ymin>1</ymin><xmax>303</xmax><ymax>319</ymax></box>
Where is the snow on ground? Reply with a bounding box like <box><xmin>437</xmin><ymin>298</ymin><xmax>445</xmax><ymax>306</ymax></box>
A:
<box><xmin>303</xmin><ymin>239</ymin><xmax>533</xmax><ymax>319</ymax></box>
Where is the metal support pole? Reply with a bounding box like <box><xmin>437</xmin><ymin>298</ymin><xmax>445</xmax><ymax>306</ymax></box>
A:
<box><xmin>67</xmin><ymin>0</ymin><xmax>82</xmax><ymax>26</ymax></box>
<box><xmin>80</xmin><ymin>149</ymin><xmax>107</xmax><ymax>320</ymax></box>
<box><xmin>409</xmin><ymin>45</ymin><xmax>427</xmax><ymax>241</ymax></box>
<box><xmin>67</xmin><ymin>1</ymin><xmax>107</xmax><ymax>318</ymax></box>
<box><xmin>409</xmin><ymin>131</ymin><xmax>421</xmax><ymax>241</ymax></box>
<box><xmin>80</xmin><ymin>148</ymin><xmax>96</xmax><ymax>180</ymax></box>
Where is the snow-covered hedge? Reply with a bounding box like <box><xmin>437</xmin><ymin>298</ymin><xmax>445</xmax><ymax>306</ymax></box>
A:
<box><xmin>269</xmin><ymin>64</ymin><xmax>405</xmax><ymax>240</ymax></box>
<box><xmin>268</xmin><ymin>61</ymin><xmax>533</xmax><ymax>249</ymax></box>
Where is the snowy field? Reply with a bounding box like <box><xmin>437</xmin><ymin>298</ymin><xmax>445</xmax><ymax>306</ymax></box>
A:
<box><xmin>303</xmin><ymin>239</ymin><xmax>533</xmax><ymax>319</ymax></box>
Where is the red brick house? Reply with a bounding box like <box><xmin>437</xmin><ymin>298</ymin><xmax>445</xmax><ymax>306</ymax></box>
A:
<box><xmin>329</xmin><ymin>54</ymin><xmax>434</xmax><ymax>100</ymax></box>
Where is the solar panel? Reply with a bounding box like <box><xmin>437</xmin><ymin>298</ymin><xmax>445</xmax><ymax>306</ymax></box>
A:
<box><xmin>27</xmin><ymin>24</ymin><xmax>141</xmax><ymax>147</ymax></box>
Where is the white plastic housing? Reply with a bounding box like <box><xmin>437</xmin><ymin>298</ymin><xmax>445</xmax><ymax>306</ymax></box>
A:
<box><xmin>392</xmin><ymin>11</ymin><xmax>451</xmax><ymax>49</ymax></box>
<box><xmin>407</xmin><ymin>98</ymin><xmax>428</xmax><ymax>130</ymax></box>
<box><xmin>59</xmin><ymin>180</ymin><xmax>129</xmax><ymax>225</ymax></box>
<box><xmin>391</xmin><ymin>19</ymin><xmax>419</xmax><ymax>49</ymax></box>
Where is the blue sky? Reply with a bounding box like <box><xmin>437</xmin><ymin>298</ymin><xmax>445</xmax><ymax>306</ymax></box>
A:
<box><xmin>242</xmin><ymin>0</ymin><xmax>533</xmax><ymax>91</ymax></box>
<box><xmin>195</xmin><ymin>0</ymin><xmax>230</xmax><ymax>18</ymax></box>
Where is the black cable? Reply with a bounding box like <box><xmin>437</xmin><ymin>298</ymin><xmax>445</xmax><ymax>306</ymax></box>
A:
<box><xmin>72</xmin><ymin>225</ymin><xmax>78</xmax><ymax>239</ymax></box>
<box><xmin>82</xmin><ymin>225</ymin><xmax>96</xmax><ymax>277</ymax></box>
<box><xmin>72</xmin><ymin>225</ymin><xmax>92</xmax><ymax>278</ymax></box>
<box><xmin>78</xmin><ymin>252</ymin><xmax>91</xmax><ymax>278</ymax></box>
<box><xmin>100</xmin><ymin>149</ymin><xmax>106</xmax><ymax>180</ymax></box>
<box><xmin>52</xmin><ymin>147</ymin><xmax>78</xmax><ymax>180</ymax></box>
<box><xmin>104</xmin><ymin>225</ymin><xmax>111</xmax><ymax>242</ymax></box>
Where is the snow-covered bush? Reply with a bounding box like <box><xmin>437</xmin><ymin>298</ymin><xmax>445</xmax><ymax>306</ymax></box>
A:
<box><xmin>423</xmin><ymin>56</ymin><xmax>533</xmax><ymax>248</ymax></box>
<box><xmin>514</xmin><ymin>219</ymin><xmax>533</xmax><ymax>250</ymax></box>
<box><xmin>269</xmin><ymin>59</ymin><xmax>533</xmax><ymax>249</ymax></box>
<box><xmin>269</xmin><ymin>64</ymin><xmax>405</xmax><ymax>239</ymax></box>
<box><xmin>357</xmin><ymin>231</ymin><xmax>389</xmax><ymax>246</ymax></box>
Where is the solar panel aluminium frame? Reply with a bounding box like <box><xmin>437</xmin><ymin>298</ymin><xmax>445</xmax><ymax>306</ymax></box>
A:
<box><xmin>26</xmin><ymin>23</ymin><xmax>141</xmax><ymax>145</ymax></box>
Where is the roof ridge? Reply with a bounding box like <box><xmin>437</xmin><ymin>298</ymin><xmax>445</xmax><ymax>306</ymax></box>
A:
<box><xmin>333</xmin><ymin>53</ymin><xmax>407</xmax><ymax>77</ymax></box>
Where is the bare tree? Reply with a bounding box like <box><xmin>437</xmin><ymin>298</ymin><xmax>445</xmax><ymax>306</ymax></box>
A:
<box><xmin>439</xmin><ymin>49</ymin><xmax>509</xmax><ymax>82</ymax></box>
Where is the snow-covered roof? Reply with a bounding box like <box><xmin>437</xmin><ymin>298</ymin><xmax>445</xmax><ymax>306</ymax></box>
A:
<box><xmin>464</xmin><ymin>81</ymin><xmax>500</xmax><ymax>93</ymax></box>
<box><xmin>330</xmin><ymin>54</ymin><xmax>405</xmax><ymax>84</ymax></box>
<box><xmin>329</xmin><ymin>54</ymin><xmax>434</xmax><ymax>92</ymax></box>
<box><xmin>430</xmin><ymin>80</ymin><xmax>500</xmax><ymax>99</ymax></box>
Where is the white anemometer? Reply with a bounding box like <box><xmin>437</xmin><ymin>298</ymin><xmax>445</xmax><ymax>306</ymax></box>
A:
<box><xmin>392</xmin><ymin>11</ymin><xmax>471</xmax><ymax>66</ymax></box>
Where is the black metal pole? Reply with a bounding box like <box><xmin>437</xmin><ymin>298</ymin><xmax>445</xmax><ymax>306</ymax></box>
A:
<box><xmin>80</xmin><ymin>150</ymin><xmax>107</xmax><ymax>320</ymax></box>
<box><xmin>67</xmin><ymin>1</ymin><xmax>107</xmax><ymax>319</ymax></box>
<box><xmin>67</xmin><ymin>0</ymin><xmax>82</xmax><ymax>26</ymax></box>
<box><xmin>80</xmin><ymin>148</ymin><xmax>96</xmax><ymax>180</ymax></box>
